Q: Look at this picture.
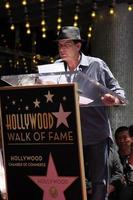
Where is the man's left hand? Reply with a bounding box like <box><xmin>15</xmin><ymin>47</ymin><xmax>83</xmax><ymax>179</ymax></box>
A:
<box><xmin>101</xmin><ymin>93</ymin><xmax>120</xmax><ymax>106</ymax></box>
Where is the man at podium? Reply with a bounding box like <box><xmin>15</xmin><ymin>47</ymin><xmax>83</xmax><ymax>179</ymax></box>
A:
<box><xmin>55</xmin><ymin>26</ymin><xmax>126</xmax><ymax>200</ymax></box>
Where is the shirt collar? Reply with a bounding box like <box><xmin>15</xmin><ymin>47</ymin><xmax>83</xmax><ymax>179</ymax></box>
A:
<box><xmin>65</xmin><ymin>53</ymin><xmax>89</xmax><ymax>71</ymax></box>
<box><xmin>79</xmin><ymin>53</ymin><xmax>90</xmax><ymax>67</ymax></box>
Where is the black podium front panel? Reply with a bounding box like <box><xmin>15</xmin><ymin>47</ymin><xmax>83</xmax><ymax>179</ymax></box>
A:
<box><xmin>0</xmin><ymin>83</ymin><xmax>87</xmax><ymax>200</ymax></box>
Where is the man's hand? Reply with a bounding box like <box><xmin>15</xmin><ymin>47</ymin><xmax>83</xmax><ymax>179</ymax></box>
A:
<box><xmin>107</xmin><ymin>184</ymin><xmax>116</xmax><ymax>194</ymax></box>
<box><xmin>101</xmin><ymin>93</ymin><xmax>120</xmax><ymax>106</ymax></box>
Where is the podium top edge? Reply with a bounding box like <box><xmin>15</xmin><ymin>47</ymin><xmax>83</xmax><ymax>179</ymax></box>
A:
<box><xmin>0</xmin><ymin>82</ymin><xmax>77</xmax><ymax>91</ymax></box>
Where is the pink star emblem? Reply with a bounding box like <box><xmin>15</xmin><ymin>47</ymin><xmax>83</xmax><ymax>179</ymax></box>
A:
<box><xmin>29</xmin><ymin>154</ymin><xmax>78</xmax><ymax>200</ymax></box>
<box><xmin>52</xmin><ymin>104</ymin><xmax>71</xmax><ymax>128</ymax></box>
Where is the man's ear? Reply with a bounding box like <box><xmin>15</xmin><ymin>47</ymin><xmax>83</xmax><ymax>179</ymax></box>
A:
<box><xmin>76</xmin><ymin>42</ymin><xmax>82</xmax><ymax>50</ymax></box>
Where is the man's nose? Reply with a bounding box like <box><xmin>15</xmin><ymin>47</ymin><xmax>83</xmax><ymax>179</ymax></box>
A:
<box><xmin>59</xmin><ymin>47</ymin><xmax>66</xmax><ymax>53</ymax></box>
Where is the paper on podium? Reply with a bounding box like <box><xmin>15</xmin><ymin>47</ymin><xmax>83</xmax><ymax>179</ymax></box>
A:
<box><xmin>38</xmin><ymin>62</ymin><xmax>65</xmax><ymax>73</ymax></box>
<box><xmin>1</xmin><ymin>71</ymin><xmax>127</xmax><ymax>107</ymax></box>
<box><xmin>79</xmin><ymin>96</ymin><xmax>94</xmax><ymax>105</ymax></box>
<box><xmin>38</xmin><ymin>62</ymin><xmax>67</xmax><ymax>84</ymax></box>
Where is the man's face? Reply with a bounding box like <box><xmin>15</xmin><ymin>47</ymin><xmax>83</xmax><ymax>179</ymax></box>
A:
<box><xmin>58</xmin><ymin>40</ymin><xmax>81</xmax><ymax>62</ymax></box>
<box><xmin>116</xmin><ymin>130</ymin><xmax>133</xmax><ymax>152</ymax></box>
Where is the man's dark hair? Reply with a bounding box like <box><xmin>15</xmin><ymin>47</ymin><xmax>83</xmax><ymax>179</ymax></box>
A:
<box><xmin>115</xmin><ymin>126</ymin><xmax>129</xmax><ymax>141</ymax></box>
<box><xmin>73</xmin><ymin>40</ymin><xmax>82</xmax><ymax>44</ymax></box>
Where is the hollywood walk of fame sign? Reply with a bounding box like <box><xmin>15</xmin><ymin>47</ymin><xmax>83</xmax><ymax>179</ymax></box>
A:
<box><xmin>0</xmin><ymin>83</ymin><xmax>87</xmax><ymax>200</ymax></box>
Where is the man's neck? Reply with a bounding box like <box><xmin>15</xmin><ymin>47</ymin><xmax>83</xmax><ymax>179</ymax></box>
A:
<box><xmin>67</xmin><ymin>54</ymin><xmax>81</xmax><ymax>71</ymax></box>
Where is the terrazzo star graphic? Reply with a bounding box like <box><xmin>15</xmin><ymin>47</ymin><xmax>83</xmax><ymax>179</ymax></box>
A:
<box><xmin>29</xmin><ymin>154</ymin><xmax>77</xmax><ymax>200</ymax></box>
<box><xmin>52</xmin><ymin>104</ymin><xmax>71</xmax><ymax>128</ymax></box>
<box><xmin>33</xmin><ymin>98</ymin><xmax>40</xmax><ymax>108</ymax></box>
<box><xmin>44</xmin><ymin>90</ymin><xmax>54</xmax><ymax>102</ymax></box>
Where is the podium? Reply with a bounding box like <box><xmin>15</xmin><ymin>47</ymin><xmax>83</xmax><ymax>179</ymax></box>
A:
<box><xmin>1</xmin><ymin>71</ymin><xmax>127</xmax><ymax>106</ymax></box>
<box><xmin>0</xmin><ymin>71</ymin><xmax>127</xmax><ymax>200</ymax></box>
